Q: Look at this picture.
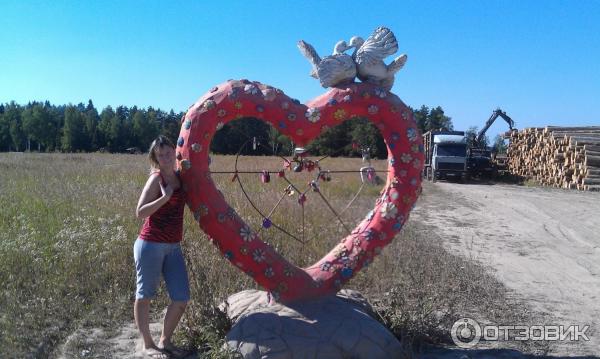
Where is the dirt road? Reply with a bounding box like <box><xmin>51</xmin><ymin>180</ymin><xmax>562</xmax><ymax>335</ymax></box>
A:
<box><xmin>412</xmin><ymin>182</ymin><xmax>600</xmax><ymax>356</ymax></box>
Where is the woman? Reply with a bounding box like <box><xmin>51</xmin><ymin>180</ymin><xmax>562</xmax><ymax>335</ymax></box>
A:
<box><xmin>134</xmin><ymin>135</ymin><xmax>189</xmax><ymax>358</ymax></box>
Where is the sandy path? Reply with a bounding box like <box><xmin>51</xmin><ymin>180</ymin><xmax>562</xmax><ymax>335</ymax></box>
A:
<box><xmin>411</xmin><ymin>182</ymin><xmax>600</xmax><ymax>356</ymax></box>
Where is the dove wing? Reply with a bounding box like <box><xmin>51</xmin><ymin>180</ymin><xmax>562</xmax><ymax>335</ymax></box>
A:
<box><xmin>387</xmin><ymin>54</ymin><xmax>408</xmax><ymax>75</ymax></box>
<box><xmin>355</xmin><ymin>27</ymin><xmax>399</xmax><ymax>66</ymax></box>
<box><xmin>317</xmin><ymin>55</ymin><xmax>356</xmax><ymax>88</ymax></box>
<box><xmin>297</xmin><ymin>40</ymin><xmax>321</xmax><ymax>67</ymax></box>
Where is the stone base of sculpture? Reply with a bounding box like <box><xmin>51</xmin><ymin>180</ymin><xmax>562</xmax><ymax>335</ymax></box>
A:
<box><xmin>223</xmin><ymin>289</ymin><xmax>402</xmax><ymax>358</ymax></box>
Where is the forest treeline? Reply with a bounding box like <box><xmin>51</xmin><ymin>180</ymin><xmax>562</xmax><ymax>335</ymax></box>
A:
<box><xmin>0</xmin><ymin>100</ymin><xmax>465</xmax><ymax>158</ymax></box>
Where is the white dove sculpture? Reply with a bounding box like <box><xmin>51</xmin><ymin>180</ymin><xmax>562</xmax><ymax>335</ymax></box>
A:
<box><xmin>349</xmin><ymin>27</ymin><xmax>407</xmax><ymax>91</ymax></box>
<box><xmin>297</xmin><ymin>40</ymin><xmax>357</xmax><ymax>88</ymax></box>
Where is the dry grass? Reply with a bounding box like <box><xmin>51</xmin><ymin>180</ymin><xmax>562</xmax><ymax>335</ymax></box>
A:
<box><xmin>0</xmin><ymin>153</ymin><xmax>142</xmax><ymax>358</ymax></box>
<box><xmin>0</xmin><ymin>153</ymin><xmax>541</xmax><ymax>358</ymax></box>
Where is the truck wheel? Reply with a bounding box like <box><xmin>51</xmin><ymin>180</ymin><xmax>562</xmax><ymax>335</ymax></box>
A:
<box><xmin>427</xmin><ymin>167</ymin><xmax>433</xmax><ymax>181</ymax></box>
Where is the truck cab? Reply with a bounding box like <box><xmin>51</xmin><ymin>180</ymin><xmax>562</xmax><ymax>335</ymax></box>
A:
<box><xmin>423</xmin><ymin>131</ymin><xmax>468</xmax><ymax>182</ymax></box>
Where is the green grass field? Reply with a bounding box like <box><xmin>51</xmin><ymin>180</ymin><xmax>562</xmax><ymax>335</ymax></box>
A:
<box><xmin>0</xmin><ymin>153</ymin><xmax>538</xmax><ymax>358</ymax></box>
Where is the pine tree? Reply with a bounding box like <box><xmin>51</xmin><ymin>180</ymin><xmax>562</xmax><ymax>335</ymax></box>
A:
<box><xmin>427</xmin><ymin>106</ymin><xmax>453</xmax><ymax>131</ymax></box>
<box><xmin>413</xmin><ymin>105</ymin><xmax>430</xmax><ymax>134</ymax></box>
<box><xmin>62</xmin><ymin>106</ymin><xmax>87</xmax><ymax>152</ymax></box>
<box><xmin>0</xmin><ymin>106</ymin><xmax>10</xmax><ymax>151</ymax></box>
<box><xmin>132</xmin><ymin>110</ymin><xmax>159</xmax><ymax>150</ymax></box>
<box><xmin>161</xmin><ymin>110</ymin><xmax>182</xmax><ymax>144</ymax></box>
<box><xmin>349</xmin><ymin>118</ymin><xmax>386</xmax><ymax>159</ymax></box>
<box><xmin>83</xmin><ymin>100</ymin><xmax>100</xmax><ymax>151</ymax></box>
<box><xmin>98</xmin><ymin>106</ymin><xmax>115</xmax><ymax>151</ymax></box>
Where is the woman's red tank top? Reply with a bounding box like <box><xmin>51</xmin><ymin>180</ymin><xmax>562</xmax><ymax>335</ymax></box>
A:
<box><xmin>138</xmin><ymin>171</ymin><xmax>185</xmax><ymax>243</ymax></box>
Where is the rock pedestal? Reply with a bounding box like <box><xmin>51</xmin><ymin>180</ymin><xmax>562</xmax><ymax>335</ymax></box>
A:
<box><xmin>223</xmin><ymin>289</ymin><xmax>403</xmax><ymax>358</ymax></box>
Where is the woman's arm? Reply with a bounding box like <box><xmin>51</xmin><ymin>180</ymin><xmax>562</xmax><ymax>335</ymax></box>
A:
<box><xmin>136</xmin><ymin>174</ymin><xmax>173</xmax><ymax>219</ymax></box>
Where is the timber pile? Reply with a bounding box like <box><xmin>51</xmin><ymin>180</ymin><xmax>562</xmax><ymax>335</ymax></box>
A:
<box><xmin>505</xmin><ymin>126</ymin><xmax>600</xmax><ymax>191</ymax></box>
<box><xmin>492</xmin><ymin>153</ymin><xmax>509</xmax><ymax>174</ymax></box>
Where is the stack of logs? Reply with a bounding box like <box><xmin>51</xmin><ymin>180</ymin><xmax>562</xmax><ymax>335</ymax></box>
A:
<box><xmin>505</xmin><ymin>126</ymin><xmax>600</xmax><ymax>191</ymax></box>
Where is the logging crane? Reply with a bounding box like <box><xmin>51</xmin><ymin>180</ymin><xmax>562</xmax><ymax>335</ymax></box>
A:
<box><xmin>473</xmin><ymin>108</ymin><xmax>515</xmax><ymax>148</ymax></box>
<box><xmin>468</xmin><ymin>108</ymin><xmax>516</xmax><ymax>178</ymax></box>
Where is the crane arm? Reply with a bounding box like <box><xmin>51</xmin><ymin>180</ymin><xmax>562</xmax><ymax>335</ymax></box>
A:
<box><xmin>475</xmin><ymin>108</ymin><xmax>515</xmax><ymax>146</ymax></box>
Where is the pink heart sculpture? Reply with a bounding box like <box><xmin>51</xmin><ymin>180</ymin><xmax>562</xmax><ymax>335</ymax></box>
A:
<box><xmin>178</xmin><ymin>80</ymin><xmax>423</xmax><ymax>303</ymax></box>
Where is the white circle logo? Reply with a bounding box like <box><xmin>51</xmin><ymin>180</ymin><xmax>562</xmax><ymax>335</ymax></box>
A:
<box><xmin>451</xmin><ymin>318</ymin><xmax>482</xmax><ymax>348</ymax></box>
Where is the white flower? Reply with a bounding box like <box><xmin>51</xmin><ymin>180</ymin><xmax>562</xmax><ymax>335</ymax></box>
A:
<box><xmin>380</xmin><ymin>202</ymin><xmax>398</xmax><ymax>220</ymax></box>
<box><xmin>203</xmin><ymin>100</ymin><xmax>216</xmax><ymax>110</ymax></box>
<box><xmin>407</xmin><ymin>128</ymin><xmax>417</xmax><ymax>141</ymax></box>
<box><xmin>305</xmin><ymin>108</ymin><xmax>321</xmax><ymax>123</ymax></box>
<box><xmin>244</xmin><ymin>84</ymin><xmax>258</xmax><ymax>95</ymax></box>
<box><xmin>374</xmin><ymin>88</ymin><xmax>387</xmax><ymax>98</ymax></box>
<box><xmin>191</xmin><ymin>143</ymin><xmax>202</xmax><ymax>152</ymax></box>
<box><xmin>320</xmin><ymin>261</ymin><xmax>332</xmax><ymax>271</ymax></box>
<box><xmin>362</xmin><ymin>229</ymin><xmax>374</xmax><ymax>241</ymax></box>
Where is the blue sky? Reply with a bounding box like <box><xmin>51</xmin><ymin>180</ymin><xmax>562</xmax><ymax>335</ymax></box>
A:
<box><xmin>1</xmin><ymin>0</ymin><xmax>599</xmax><ymax>140</ymax></box>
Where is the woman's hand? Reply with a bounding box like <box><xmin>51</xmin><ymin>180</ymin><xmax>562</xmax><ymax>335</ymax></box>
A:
<box><xmin>160</xmin><ymin>181</ymin><xmax>174</xmax><ymax>199</ymax></box>
<box><xmin>136</xmin><ymin>174</ymin><xmax>176</xmax><ymax>219</ymax></box>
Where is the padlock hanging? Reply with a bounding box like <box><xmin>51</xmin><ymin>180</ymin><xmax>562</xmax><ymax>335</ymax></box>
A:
<box><xmin>260</xmin><ymin>170</ymin><xmax>271</xmax><ymax>183</ymax></box>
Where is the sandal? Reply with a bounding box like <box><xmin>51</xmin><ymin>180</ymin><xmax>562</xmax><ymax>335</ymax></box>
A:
<box><xmin>158</xmin><ymin>342</ymin><xmax>190</xmax><ymax>359</ymax></box>
<box><xmin>142</xmin><ymin>347</ymin><xmax>169</xmax><ymax>359</ymax></box>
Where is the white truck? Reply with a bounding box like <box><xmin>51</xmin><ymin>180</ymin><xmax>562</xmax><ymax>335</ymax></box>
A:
<box><xmin>422</xmin><ymin>130</ymin><xmax>468</xmax><ymax>182</ymax></box>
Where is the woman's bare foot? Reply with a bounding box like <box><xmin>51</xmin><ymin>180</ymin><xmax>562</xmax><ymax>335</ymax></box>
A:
<box><xmin>142</xmin><ymin>347</ymin><xmax>168</xmax><ymax>358</ymax></box>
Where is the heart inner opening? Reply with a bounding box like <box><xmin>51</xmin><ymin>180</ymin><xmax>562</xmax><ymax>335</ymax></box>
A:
<box><xmin>207</xmin><ymin>117</ymin><xmax>388</xmax><ymax>268</ymax></box>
